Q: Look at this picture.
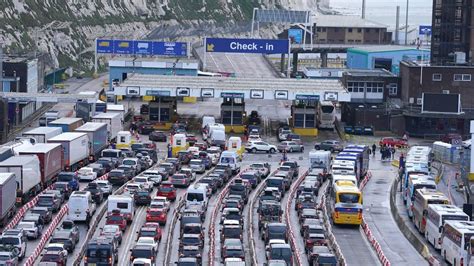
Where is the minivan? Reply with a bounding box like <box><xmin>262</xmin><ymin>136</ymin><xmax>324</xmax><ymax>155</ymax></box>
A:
<box><xmin>219</xmin><ymin>151</ymin><xmax>241</xmax><ymax>174</ymax></box>
<box><xmin>68</xmin><ymin>191</ymin><xmax>96</xmax><ymax>222</ymax></box>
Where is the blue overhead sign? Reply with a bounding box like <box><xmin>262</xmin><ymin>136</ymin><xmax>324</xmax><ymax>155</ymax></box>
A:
<box><xmin>135</xmin><ymin>41</ymin><xmax>153</xmax><ymax>55</ymax></box>
<box><xmin>206</xmin><ymin>38</ymin><xmax>289</xmax><ymax>54</ymax></box>
<box><xmin>296</xmin><ymin>94</ymin><xmax>320</xmax><ymax>101</ymax></box>
<box><xmin>152</xmin><ymin>42</ymin><xmax>187</xmax><ymax>56</ymax></box>
<box><xmin>146</xmin><ymin>90</ymin><xmax>171</xmax><ymax>96</ymax></box>
<box><xmin>96</xmin><ymin>39</ymin><xmax>187</xmax><ymax>56</ymax></box>
<box><xmin>113</xmin><ymin>40</ymin><xmax>134</xmax><ymax>54</ymax></box>
<box><xmin>419</xmin><ymin>25</ymin><xmax>432</xmax><ymax>36</ymax></box>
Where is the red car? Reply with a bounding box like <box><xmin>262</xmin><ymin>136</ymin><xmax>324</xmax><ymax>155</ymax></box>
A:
<box><xmin>186</xmin><ymin>134</ymin><xmax>198</xmax><ymax>144</ymax></box>
<box><xmin>146</xmin><ymin>208</ymin><xmax>167</xmax><ymax>225</ymax></box>
<box><xmin>157</xmin><ymin>182</ymin><xmax>177</xmax><ymax>201</ymax></box>
<box><xmin>138</xmin><ymin>226</ymin><xmax>162</xmax><ymax>242</ymax></box>
<box><xmin>106</xmin><ymin>210</ymin><xmax>127</xmax><ymax>231</ymax></box>
<box><xmin>379</xmin><ymin>137</ymin><xmax>408</xmax><ymax>148</ymax></box>
<box><xmin>305</xmin><ymin>233</ymin><xmax>327</xmax><ymax>253</ymax></box>
<box><xmin>40</xmin><ymin>250</ymin><xmax>67</xmax><ymax>265</ymax></box>
<box><xmin>144</xmin><ymin>142</ymin><xmax>157</xmax><ymax>150</ymax></box>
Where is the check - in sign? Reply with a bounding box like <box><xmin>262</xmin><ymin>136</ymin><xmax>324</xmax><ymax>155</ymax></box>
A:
<box><xmin>206</xmin><ymin>38</ymin><xmax>289</xmax><ymax>54</ymax></box>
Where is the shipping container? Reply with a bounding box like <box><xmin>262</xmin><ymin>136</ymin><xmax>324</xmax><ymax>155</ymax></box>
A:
<box><xmin>48</xmin><ymin>132</ymin><xmax>89</xmax><ymax>171</ymax></box>
<box><xmin>0</xmin><ymin>156</ymin><xmax>41</xmax><ymax>204</ymax></box>
<box><xmin>0</xmin><ymin>173</ymin><xmax>17</xmax><ymax>225</ymax></box>
<box><xmin>18</xmin><ymin>143</ymin><xmax>63</xmax><ymax>186</ymax></box>
<box><xmin>22</xmin><ymin>127</ymin><xmax>63</xmax><ymax>143</ymax></box>
<box><xmin>48</xmin><ymin>117</ymin><xmax>84</xmax><ymax>132</ymax></box>
<box><xmin>75</xmin><ymin>122</ymin><xmax>108</xmax><ymax>161</ymax></box>
<box><xmin>92</xmin><ymin>112</ymin><xmax>122</xmax><ymax>141</ymax></box>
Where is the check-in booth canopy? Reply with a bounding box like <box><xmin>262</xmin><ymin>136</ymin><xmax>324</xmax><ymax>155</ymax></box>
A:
<box><xmin>116</xmin><ymin>131</ymin><xmax>134</xmax><ymax>149</ymax></box>
<box><xmin>172</xmin><ymin>133</ymin><xmax>188</xmax><ymax>157</ymax></box>
<box><xmin>227</xmin><ymin>136</ymin><xmax>244</xmax><ymax>158</ymax></box>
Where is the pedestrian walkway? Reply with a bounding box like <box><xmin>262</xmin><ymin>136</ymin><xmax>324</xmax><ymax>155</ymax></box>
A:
<box><xmin>435</xmin><ymin>162</ymin><xmax>465</xmax><ymax>207</ymax></box>
<box><xmin>363</xmin><ymin>154</ymin><xmax>427</xmax><ymax>265</ymax></box>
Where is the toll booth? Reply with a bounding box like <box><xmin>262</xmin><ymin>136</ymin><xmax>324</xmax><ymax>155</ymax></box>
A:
<box><xmin>291</xmin><ymin>96</ymin><xmax>319</xmax><ymax>136</ymax></box>
<box><xmin>221</xmin><ymin>93</ymin><xmax>246</xmax><ymax>134</ymax></box>
<box><xmin>148</xmin><ymin>97</ymin><xmax>177</xmax><ymax>130</ymax></box>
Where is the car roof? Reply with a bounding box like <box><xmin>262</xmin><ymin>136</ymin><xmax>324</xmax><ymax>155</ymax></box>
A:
<box><xmin>132</xmin><ymin>244</ymin><xmax>153</xmax><ymax>250</ymax></box>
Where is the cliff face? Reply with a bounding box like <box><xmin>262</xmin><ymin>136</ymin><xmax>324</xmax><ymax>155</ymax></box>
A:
<box><xmin>0</xmin><ymin>0</ymin><xmax>317</xmax><ymax>72</ymax></box>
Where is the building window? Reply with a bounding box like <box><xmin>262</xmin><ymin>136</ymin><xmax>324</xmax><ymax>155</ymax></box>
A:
<box><xmin>348</xmin><ymin>28</ymin><xmax>353</xmax><ymax>33</ymax></box>
<box><xmin>322</xmin><ymin>28</ymin><xmax>326</xmax><ymax>32</ymax></box>
<box><xmin>388</xmin><ymin>84</ymin><xmax>398</xmax><ymax>96</ymax></box>
<box><xmin>348</xmin><ymin>39</ymin><xmax>354</xmax><ymax>43</ymax></box>
<box><xmin>334</xmin><ymin>28</ymin><xmax>339</xmax><ymax>32</ymax></box>
<box><xmin>357</xmin><ymin>28</ymin><xmax>362</xmax><ymax>33</ymax></box>
<box><xmin>454</xmin><ymin>74</ymin><xmax>472</xmax><ymax>81</ymax></box>
<box><xmin>432</xmin><ymin>73</ymin><xmax>442</xmax><ymax>81</ymax></box>
<box><xmin>366</xmin><ymin>28</ymin><xmax>370</xmax><ymax>33</ymax></box>
<box><xmin>317</xmin><ymin>28</ymin><xmax>321</xmax><ymax>32</ymax></box>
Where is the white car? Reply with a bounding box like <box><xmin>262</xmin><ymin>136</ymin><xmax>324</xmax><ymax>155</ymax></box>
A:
<box><xmin>124</xmin><ymin>183</ymin><xmax>143</xmax><ymax>194</ymax></box>
<box><xmin>180</xmin><ymin>168</ymin><xmax>196</xmax><ymax>182</ymax></box>
<box><xmin>17</xmin><ymin>221</ymin><xmax>40</xmax><ymax>239</ymax></box>
<box><xmin>187</xmin><ymin>147</ymin><xmax>200</xmax><ymax>156</ymax></box>
<box><xmin>141</xmin><ymin>155</ymin><xmax>154</xmax><ymax>168</ymax></box>
<box><xmin>248</xmin><ymin>134</ymin><xmax>262</xmax><ymax>142</ymax></box>
<box><xmin>77</xmin><ymin>167</ymin><xmax>97</xmax><ymax>181</ymax></box>
<box><xmin>136</xmin><ymin>237</ymin><xmax>158</xmax><ymax>252</ymax></box>
<box><xmin>150</xmin><ymin>196</ymin><xmax>170</xmax><ymax>212</ymax></box>
<box><xmin>45</xmin><ymin>243</ymin><xmax>68</xmax><ymax>257</ymax></box>
<box><xmin>140</xmin><ymin>170</ymin><xmax>163</xmax><ymax>186</ymax></box>
<box><xmin>132</xmin><ymin>258</ymin><xmax>152</xmax><ymax>266</ymax></box>
<box><xmin>133</xmin><ymin>176</ymin><xmax>153</xmax><ymax>192</ymax></box>
<box><xmin>245</xmin><ymin>141</ymin><xmax>277</xmax><ymax>153</ymax></box>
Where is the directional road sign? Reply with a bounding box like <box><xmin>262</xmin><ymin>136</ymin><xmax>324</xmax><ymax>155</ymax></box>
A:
<box><xmin>206</xmin><ymin>38</ymin><xmax>289</xmax><ymax>54</ymax></box>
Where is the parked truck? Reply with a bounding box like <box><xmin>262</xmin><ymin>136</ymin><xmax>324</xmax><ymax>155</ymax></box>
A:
<box><xmin>18</xmin><ymin>143</ymin><xmax>64</xmax><ymax>187</ymax></box>
<box><xmin>22</xmin><ymin>127</ymin><xmax>63</xmax><ymax>144</ymax></box>
<box><xmin>48</xmin><ymin>117</ymin><xmax>84</xmax><ymax>132</ymax></box>
<box><xmin>106</xmin><ymin>104</ymin><xmax>125</xmax><ymax>122</ymax></box>
<box><xmin>48</xmin><ymin>132</ymin><xmax>90</xmax><ymax>171</ymax></box>
<box><xmin>39</xmin><ymin>111</ymin><xmax>59</xmax><ymax>126</ymax></box>
<box><xmin>0</xmin><ymin>173</ymin><xmax>17</xmax><ymax>226</ymax></box>
<box><xmin>75</xmin><ymin>122</ymin><xmax>108</xmax><ymax>161</ymax></box>
<box><xmin>92</xmin><ymin>112</ymin><xmax>122</xmax><ymax>141</ymax></box>
<box><xmin>0</xmin><ymin>156</ymin><xmax>42</xmax><ymax>205</ymax></box>
<box><xmin>0</xmin><ymin>147</ymin><xmax>13</xmax><ymax>163</ymax></box>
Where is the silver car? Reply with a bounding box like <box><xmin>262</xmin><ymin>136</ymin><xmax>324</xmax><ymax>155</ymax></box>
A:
<box><xmin>277</xmin><ymin>141</ymin><xmax>304</xmax><ymax>153</ymax></box>
<box><xmin>17</xmin><ymin>221</ymin><xmax>40</xmax><ymax>239</ymax></box>
<box><xmin>189</xmin><ymin>159</ymin><xmax>206</xmax><ymax>174</ymax></box>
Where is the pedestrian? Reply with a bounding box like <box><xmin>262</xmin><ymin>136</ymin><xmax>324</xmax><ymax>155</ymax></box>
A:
<box><xmin>399</xmin><ymin>153</ymin><xmax>405</xmax><ymax>169</ymax></box>
<box><xmin>372</xmin><ymin>143</ymin><xmax>377</xmax><ymax>157</ymax></box>
<box><xmin>390</xmin><ymin>146</ymin><xmax>396</xmax><ymax>160</ymax></box>
<box><xmin>380</xmin><ymin>146</ymin><xmax>385</xmax><ymax>160</ymax></box>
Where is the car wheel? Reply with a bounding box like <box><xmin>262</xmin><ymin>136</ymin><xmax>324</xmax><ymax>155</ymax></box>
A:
<box><xmin>289</xmin><ymin>148</ymin><xmax>293</xmax><ymax>153</ymax></box>
<box><xmin>330</xmin><ymin>147</ymin><xmax>334</xmax><ymax>153</ymax></box>
<box><xmin>315</xmin><ymin>146</ymin><xmax>320</xmax><ymax>150</ymax></box>
<box><xmin>251</xmin><ymin>148</ymin><xmax>257</xmax><ymax>153</ymax></box>
<box><xmin>270</xmin><ymin>148</ymin><xmax>276</xmax><ymax>153</ymax></box>
<box><xmin>301</xmin><ymin>147</ymin><xmax>304</xmax><ymax>152</ymax></box>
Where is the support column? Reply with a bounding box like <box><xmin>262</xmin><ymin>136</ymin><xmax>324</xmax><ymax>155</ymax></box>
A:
<box><xmin>280</xmin><ymin>53</ymin><xmax>286</xmax><ymax>74</ymax></box>
<box><xmin>321</xmin><ymin>52</ymin><xmax>328</xmax><ymax>68</ymax></box>
<box><xmin>292</xmin><ymin>53</ymin><xmax>299</xmax><ymax>75</ymax></box>
<box><xmin>469</xmin><ymin>120</ymin><xmax>474</xmax><ymax>180</ymax></box>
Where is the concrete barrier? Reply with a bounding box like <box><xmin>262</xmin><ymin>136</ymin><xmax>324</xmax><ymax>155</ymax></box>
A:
<box><xmin>389</xmin><ymin>176</ymin><xmax>440</xmax><ymax>265</ymax></box>
<box><xmin>24</xmin><ymin>205</ymin><xmax>69</xmax><ymax>266</ymax></box>
<box><xmin>163</xmin><ymin>199</ymin><xmax>185</xmax><ymax>265</ymax></box>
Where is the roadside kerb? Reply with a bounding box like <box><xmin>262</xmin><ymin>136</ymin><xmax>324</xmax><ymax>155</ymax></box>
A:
<box><xmin>208</xmin><ymin>169</ymin><xmax>246</xmax><ymax>266</ymax></box>
<box><xmin>24</xmin><ymin>204</ymin><xmax>69</xmax><ymax>266</ymax></box>
<box><xmin>284</xmin><ymin>170</ymin><xmax>309</xmax><ymax>266</ymax></box>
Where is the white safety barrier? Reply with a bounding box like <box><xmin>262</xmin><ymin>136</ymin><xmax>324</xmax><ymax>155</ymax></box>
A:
<box><xmin>320</xmin><ymin>186</ymin><xmax>346</xmax><ymax>265</ymax></box>
<box><xmin>24</xmin><ymin>204</ymin><xmax>69</xmax><ymax>266</ymax></box>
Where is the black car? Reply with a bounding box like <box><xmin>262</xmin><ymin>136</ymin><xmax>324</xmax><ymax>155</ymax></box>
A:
<box><xmin>96</xmin><ymin>158</ymin><xmax>115</xmax><ymax>172</ymax></box>
<box><xmin>149</xmin><ymin>131</ymin><xmax>167</xmax><ymax>142</ymax></box>
<box><xmin>50</xmin><ymin>231</ymin><xmax>75</xmax><ymax>252</ymax></box>
<box><xmin>198</xmin><ymin>178</ymin><xmax>218</xmax><ymax>193</ymax></box>
<box><xmin>85</xmin><ymin>236</ymin><xmax>118</xmax><ymax>265</ymax></box>
<box><xmin>179</xmin><ymin>246</ymin><xmax>202</xmax><ymax>264</ymax></box>
<box><xmin>129</xmin><ymin>244</ymin><xmax>155</xmax><ymax>263</ymax></box>
<box><xmin>134</xmin><ymin>190</ymin><xmax>151</xmax><ymax>205</ymax></box>
<box><xmin>108</xmin><ymin>170</ymin><xmax>127</xmax><ymax>186</ymax></box>
<box><xmin>281</xmin><ymin>161</ymin><xmax>300</xmax><ymax>178</ymax></box>
<box><xmin>53</xmin><ymin>182</ymin><xmax>72</xmax><ymax>199</ymax></box>
<box><xmin>136</xmin><ymin>148</ymin><xmax>158</xmax><ymax>163</ymax></box>
<box><xmin>29</xmin><ymin>207</ymin><xmax>52</xmax><ymax>224</ymax></box>
<box><xmin>85</xmin><ymin>183</ymin><xmax>104</xmax><ymax>204</ymax></box>
<box><xmin>137</xmin><ymin>122</ymin><xmax>155</xmax><ymax>135</ymax></box>
<box><xmin>208</xmin><ymin>173</ymin><xmax>224</xmax><ymax>188</ymax></box>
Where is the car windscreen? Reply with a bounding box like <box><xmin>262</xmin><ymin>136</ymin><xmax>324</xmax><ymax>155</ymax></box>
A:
<box><xmin>58</xmin><ymin>174</ymin><xmax>73</xmax><ymax>182</ymax></box>
<box><xmin>270</xmin><ymin>247</ymin><xmax>292</xmax><ymax>259</ymax></box>
<box><xmin>267</xmin><ymin>179</ymin><xmax>283</xmax><ymax>187</ymax></box>
<box><xmin>87</xmin><ymin>247</ymin><xmax>111</xmax><ymax>258</ymax></box>
<box><xmin>182</xmin><ymin>216</ymin><xmax>201</xmax><ymax>225</ymax></box>
<box><xmin>102</xmin><ymin>151</ymin><xmax>119</xmax><ymax>158</ymax></box>
<box><xmin>269</xmin><ymin>226</ymin><xmax>286</xmax><ymax>234</ymax></box>
<box><xmin>230</xmin><ymin>185</ymin><xmax>245</xmax><ymax>191</ymax></box>
<box><xmin>181</xmin><ymin>237</ymin><xmax>200</xmax><ymax>245</ymax></box>
<box><xmin>139</xmin><ymin>230</ymin><xmax>156</xmax><ymax>237</ymax></box>
<box><xmin>183</xmin><ymin>226</ymin><xmax>201</xmax><ymax>234</ymax></box>
<box><xmin>338</xmin><ymin>193</ymin><xmax>360</xmax><ymax>203</ymax></box>
<box><xmin>187</xmin><ymin>193</ymin><xmax>204</xmax><ymax>202</ymax></box>
<box><xmin>108</xmin><ymin>216</ymin><xmax>123</xmax><ymax>222</ymax></box>
<box><xmin>223</xmin><ymin>227</ymin><xmax>241</xmax><ymax>237</ymax></box>
<box><xmin>131</xmin><ymin>249</ymin><xmax>152</xmax><ymax>258</ymax></box>
<box><xmin>123</xmin><ymin>160</ymin><xmax>136</xmax><ymax>166</ymax></box>
<box><xmin>0</xmin><ymin>237</ymin><xmax>19</xmax><ymax>245</ymax></box>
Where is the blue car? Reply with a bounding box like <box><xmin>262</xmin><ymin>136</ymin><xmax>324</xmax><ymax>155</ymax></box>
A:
<box><xmin>198</xmin><ymin>152</ymin><xmax>212</xmax><ymax>169</ymax></box>
<box><xmin>240</xmin><ymin>171</ymin><xmax>260</xmax><ymax>188</ymax></box>
<box><xmin>57</xmin><ymin>172</ymin><xmax>79</xmax><ymax>191</ymax></box>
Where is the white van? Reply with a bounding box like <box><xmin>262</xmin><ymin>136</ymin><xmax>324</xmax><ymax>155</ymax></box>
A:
<box><xmin>309</xmin><ymin>150</ymin><xmax>332</xmax><ymax>169</ymax></box>
<box><xmin>107</xmin><ymin>195</ymin><xmax>135</xmax><ymax>222</ymax></box>
<box><xmin>201</xmin><ymin>116</ymin><xmax>216</xmax><ymax>140</ymax></box>
<box><xmin>68</xmin><ymin>191</ymin><xmax>96</xmax><ymax>222</ymax></box>
<box><xmin>210</xmin><ymin>130</ymin><xmax>226</xmax><ymax>148</ymax></box>
<box><xmin>219</xmin><ymin>151</ymin><xmax>241</xmax><ymax>174</ymax></box>
<box><xmin>186</xmin><ymin>183</ymin><xmax>209</xmax><ymax>211</ymax></box>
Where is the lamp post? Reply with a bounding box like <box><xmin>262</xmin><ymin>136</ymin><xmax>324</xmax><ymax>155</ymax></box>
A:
<box><xmin>405</xmin><ymin>0</ymin><xmax>409</xmax><ymax>45</ymax></box>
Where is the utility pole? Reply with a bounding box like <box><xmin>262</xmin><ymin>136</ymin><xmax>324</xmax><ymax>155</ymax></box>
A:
<box><xmin>362</xmin><ymin>0</ymin><xmax>366</xmax><ymax>19</ymax></box>
<box><xmin>405</xmin><ymin>0</ymin><xmax>409</xmax><ymax>45</ymax></box>
<box><xmin>395</xmin><ymin>6</ymin><xmax>400</xmax><ymax>44</ymax></box>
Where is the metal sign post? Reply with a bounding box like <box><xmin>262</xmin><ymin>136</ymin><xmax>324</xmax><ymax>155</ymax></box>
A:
<box><xmin>287</xmin><ymin>40</ymin><xmax>291</xmax><ymax>78</ymax></box>
<box><xmin>94</xmin><ymin>38</ymin><xmax>98</xmax><ymax>75</ymax></box>
<box><xmin>203</xmin><ymin>37</ymin><xmax>207</xmax><ymax>71</ymax></box>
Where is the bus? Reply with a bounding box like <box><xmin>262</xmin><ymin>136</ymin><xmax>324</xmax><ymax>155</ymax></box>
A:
<box><xmin>318</xmin><ymin>101</ymin><xmax>336</xmax><ymax>129</ymax></box>
<box><xmin>441</xmin><ymin>221</ymin><xmax>474</xmax><ymax>266</ymax></box>
<box><xmin>425</xmin><ymin>204</ymin><xmax>469</xmax><ymax>250</ymax></box>
<box><xmin>406</xmin><ymin>177</ymin><xmax>436</xmax><ymax>218</ymax></box>
<box><xmin>330</xmin><ymin>180</ymin><xmax>363</xmax><ymax>226</ymax></box>
<box><xmin>412</xmin><ymin>188</ymin><xmax>450</xmax><ymax>233</ymax></box>
<box><xmin>402</xmin><ymin>167</ymin><xmax>431</xmax><ymax>203</ymax></box>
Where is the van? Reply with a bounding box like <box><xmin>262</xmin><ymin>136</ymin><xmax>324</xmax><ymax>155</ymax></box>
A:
<box><xmin>309</xmin><ymin>150</ymin><xmax>331</xmax><ymax>169</ymax></box>
<box><xmin>186</xmin><ymin>183</ymin><xmax>209</xmax><ymax>211</ymax></box>
<box><xmin>219</xmin><ymin>151</ymin><xmax>241</xmax><ymax>174</ymax></box>
<box><xmin>107</xmin><ymin>195</ymin><xmax>134</xmax><ymax>222</ymax></box>
<box><xmin>84</xmin><ymin>236</ymin><xmax>118</xmax><ymax>265</ymax></box>
<box><xmin>201</xmin><ymin>116</ymin><xmax>216</xmax><ymax>140</ymax></box>
<box><xmin>68</xmin><ymin>191</ymin><xmax>96</xmax><ymax>222</ymax></box>
<box><xmin>210</xmin><ymin>130</ymin><xmax>226</xmax><ymax>149</ymax></box>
